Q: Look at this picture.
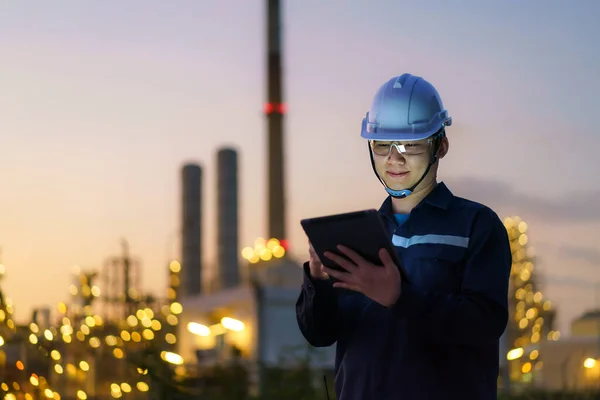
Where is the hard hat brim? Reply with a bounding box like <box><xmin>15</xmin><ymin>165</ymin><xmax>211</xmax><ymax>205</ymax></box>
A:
<box><xmin>360</xmin><ymin>116</ymin><xmax>451</xmax><ymax>142</ymax></box>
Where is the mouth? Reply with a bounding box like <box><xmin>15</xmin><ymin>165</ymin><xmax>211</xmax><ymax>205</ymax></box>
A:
<box><xmin>386</xmin><ymin>171</ymin><xmax>409</xmax><ymax>179</ymax></box>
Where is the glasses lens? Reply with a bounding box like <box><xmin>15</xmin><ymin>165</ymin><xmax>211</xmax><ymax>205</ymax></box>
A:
<box><xmin>371</xmin><ymin>140</ymin><xmax>430</xmax><ymax>156</ymax></box>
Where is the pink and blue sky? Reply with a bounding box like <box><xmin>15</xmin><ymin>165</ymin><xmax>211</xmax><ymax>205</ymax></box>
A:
<box><xmin>1</xmin><ymin>0</ymin><xmax>599</xmax><ymax>334</ymax></box>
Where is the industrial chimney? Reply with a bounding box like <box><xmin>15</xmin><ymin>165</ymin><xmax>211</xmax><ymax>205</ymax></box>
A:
<box><xmin>266</xmin><ymin>0</ymin><xmax>286</xmax><ymax>243</ymax></box>
<box><xmin>216</xmin><ymin>147</ymin><xmax>239</xmax><ymax>290</ymax></box>
<box><xmin>181</xmin><ymin>163</ymin><xmax>203</xmax><ymax>296</ymax></box>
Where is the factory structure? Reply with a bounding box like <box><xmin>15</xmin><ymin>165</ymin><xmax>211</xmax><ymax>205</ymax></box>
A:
<box><xmin>174</xmin><ymin>0</ymin><xmax>334</xmax><ymax>383</ymax></box>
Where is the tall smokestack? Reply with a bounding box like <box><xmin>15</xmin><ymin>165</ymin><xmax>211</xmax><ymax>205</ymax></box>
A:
<box><xmin>216</xmin><ymin>147</ymin><xmax>239</xmax><ymax>289</ymax></box>
<box><xmin>181</xmin><ymin>163</ymin><xmax>203</xmax><ymax>296</ymax></box>
<box><xmin>266</xmin><ymin>0</ymin><xmax>286</xmax><ymax>242</ymax></box>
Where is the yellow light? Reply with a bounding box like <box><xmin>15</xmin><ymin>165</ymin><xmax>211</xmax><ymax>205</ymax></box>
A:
<box><xmin>137</xmin><ymin>368</ymin><xmax>148</xmax><ymax>375</ymax></box>
<box><xmin>169</xmin><ymin>260</ymin><xmax>181</xmax><ymax>273</ymax></box>
<box><xmin>113</xmin><ymin>348</ymin><xmax>124</xmax><ymax>359</ymax></box>
<box><xmin>519</xmin><ymin>318</ymin><xmax>528</xmax><ymax>329</ymax></box>
<box><xmin>44</xmin><ymin>388</ymin><xmax>54</xmax><ymax>398</ymax></box>
<box><xmin>29</xmin><ymin>334</ymin><xmax>38</xmax><ymax>344</ymax></box>
<box><xmin>120</xmin><ymin>383</ymin><xmax>132</xmax><ymax>393</ymax></box>
<box><xmin>518</xmin><ymin>221</ymin><xmax>528</xmax><ymax>233</ymax></box>
<box><xmin>1</xmin><ymin>383</ymin><xmax>8</xmax><ymax>391</ymax></box>
<box><xmin>167</xmin><ymin>314</ymin><xmax>178</xmax><ymax>326</ymax></box>
<box><xmin>69</xmin><ymin>284</ymin><xmax>78</xmax><ymax>295</ymax></box>
<box><xmin>584</xmin><ymin>358</ymin><xmax>597</xmax><ymax>369</ymax></box>
<box><xmin>30</xmin><ymin>323</ymin><xmax>39</xmax><ymax>333</ymax></box>
<box><xmin>30</xmin><ymin>375</ymin><xmax>39</xmax><ymax>386</ymax></box>
<box><xmin>76</xmin><ymin>331</ymin><xmax>85</xmax><ymax>341</ymax></box>
<box><xmin>170</xmin><ymin>302</ymin><xmax>183</xmax><ymax>315</ymax></box>
<box><xmin>89</xmin><ymin>337</ymin><xmax>101</xmax><ymax>348</ymax></box>
<box><xmin>80</xmin><ymin>325</ymin><xmax>90</xmax><ymax>335</ymax></box>
<box><xmin>50</xmin><ymin>350</ymin><xmax>61</xmax><ymax>360</ymax></box>
<box><xmin>141</xmin><ymin>317</ymin><xmax>152</xmax><ymax>328</ymax></box>
<box><xmin>0</xmin><ymin>336</ymin><xmax>4</xmax><ymax>346</ymax></box>
<box><xmin>259</xmin><ymin>248</ymin><xmax>273</xmax><ymax>261</ymax></box>
<box><xmin>57</xmin><ymin>302</ymin><xmax>67</xmax><ymax>314</ymax></box>
<box><xmin>507</xmin><ymin>347</ymin><xmax>524</xmax><ymax>360</ymax></box>
<box><xmin>151</xmin><ymin>319</ymin><xmax>162</xmax><ymax>331</ymax></box>
<box><xmin>272</xmin><ymin>245</ymin><xmax>285</xmax><ymax>258</ymax></box>
<box><xmin>79</xmin><ymin>361</ymin><xmax>89</xmax><ymax>371</ymax></box>
<box><xmin>131</xmin><ymin>332</ymin><xmax>141</xmax><ymax>342</ymax></box>
<box><xmin>54</xmin><ymin>364</ymin><xmax>63</xmax><ymax>374</ymax></box>
<box><xmin>530</xmin><ymin>350</ymin><xmax>539</xmax><ymax>360</ymax></box>
<box><xmin>221</xmin><ymin>317</ymin><xmax>245</xmax><ymax>331</ymax></box>
<box><xmin>241</xmin><ymin>247</ymin><xmax>254</xmax><ymax>260</ymax></box>
<box><xmin>136</xmin><ymin>382</ymin><xmax>149</xmax><ymax>392</ymax></box>
<box><xmin>266</xmin><ymin>238</ymin><xmax>280</xmax><ymax>249</ymax></box>
<box><xmin>61</xmin><ymin>324</ymin><xmax>73</xmax><ymax>335</ymax></box>
<box><xmin>187</xmin><ymin>322</ymin><xmax>210</xmax><ymax>336</ymax></box>
<box><xmin>521</xmin><ymin>362</ymin><xmax>532</xmax><ymax>373</ymax></box>
<box><xmin>120</xmin><ymin>331</ymin><xmax>131</xmax><ymax>341</ymax></box>
<box><xmin>127</xmin><ymin>315</ymin><xmax>138</xmax><ymax>327</ymax></box>
<box><xmin>85</xmin><ymin>316</ymin><xmax>95</xmax><ymax>327</ymax></box>
<box><xmin>91</xmin><ymin>286</ymin><xmax>101</xmax><ymax>297</ymax></box>
<box><xmin>144</xmin><ymin>308</ymin><xmax>154</xmax><ymax>319</ymax></box>
<box><xmin>136</xmin><ymin>309</ymin><xmax>146</xmax><ymax>320</ymax></box>
<box><xmin>165</xmin><ymin>333</ymin><xmax>177</xmax><ymax>344</ymax></box>
<box><xmin>77</xmin><ymin>390</ymin><xmax>87</xmax><ymax>400</ymax></box>
<box><xmin>5</xmin><ymin>394</ymin><xmax>16</xmax><ymax>400</ymax></box>
<box><xmin>142</xmin><ymin>329</ymin><xmax>154</xmax><ymax>340</ymax></box>
<box><xmin>105</xmin><ymin>335</ymin><xmax>118</xmax><ymax>346</ymax></box>
<box><xmin>160</xmin><ymin>351</ymin><xmax>184</xmax><ymax>365</ymax></box>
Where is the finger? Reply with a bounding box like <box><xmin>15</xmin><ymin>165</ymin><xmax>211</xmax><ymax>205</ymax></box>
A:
<box><xmin>379</xmin><ymin>248</ymin><xmax>393</xmax><ymax>267</ymax></box>
<box><xmin>321</xmin><ymin>266</ymin><xmax>353</xmax><ymax>282</ymax></box>
<box><xmin>379</xmin><ymin>248</ymin><xmax>401</xmax><ymax>280</ymax></box>
<box><xmin>337</xmin><ymin>245</ymin><xmax>370</xmax><ymax>267</ymax></box>
<box><xmin>332</xmin><ymin>281</ymin><xmax>362</xmax><ymax>292</ymax></box>
<box><xmin>323</xmin><ymin>251</ymin><xmax>358</xmax><ymax>272</ymax></box>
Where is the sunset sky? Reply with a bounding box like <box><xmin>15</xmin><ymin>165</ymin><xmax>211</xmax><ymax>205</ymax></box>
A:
<box><xmin>1</xmin><ymin>0</ymin><xmax>599</xmax><ymax>335</ymax></box>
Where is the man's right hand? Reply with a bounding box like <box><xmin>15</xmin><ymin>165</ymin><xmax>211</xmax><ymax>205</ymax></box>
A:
<box><xmin>308</xmin><ymin>241</ymin><xmax>329</xmax><ymax>280</ymax></box>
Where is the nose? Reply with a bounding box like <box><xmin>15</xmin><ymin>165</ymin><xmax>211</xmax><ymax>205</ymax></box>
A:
<box><xmin>387</xmin><ymin>145</ymin><xmax>406</xmax><ymax>164</ymax></box>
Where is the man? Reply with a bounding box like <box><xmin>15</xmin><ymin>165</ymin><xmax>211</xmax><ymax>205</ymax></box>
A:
<box><xmin>296</xmin><ymin>73</ymin><xmax>512</xmax><ymax>400</ymax></box>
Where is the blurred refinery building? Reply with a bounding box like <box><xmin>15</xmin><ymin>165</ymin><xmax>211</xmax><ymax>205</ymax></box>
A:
<box><xmin>174</xmin><ymin>149</ymin><xmax>335</xmax><ymax>384</ymax></box>
<box><xmin>499</xmin><ymin>216</ymin><xmax>600</xmax><ymax>393</ymax></box>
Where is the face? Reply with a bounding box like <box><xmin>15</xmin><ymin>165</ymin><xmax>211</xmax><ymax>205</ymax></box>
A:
<box><xmin>371</xmin><ymin>136</ymin><xmax>449</xmax><ymax>192</ymax></box>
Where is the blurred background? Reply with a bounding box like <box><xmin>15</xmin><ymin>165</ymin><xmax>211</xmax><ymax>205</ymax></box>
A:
<box><xmin>0</xmin><ymin>0</ymin><xmax>599</xmax><ymax>399</ymax></box>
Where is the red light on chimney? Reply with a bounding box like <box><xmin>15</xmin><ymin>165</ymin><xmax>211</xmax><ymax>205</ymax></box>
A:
<box><xmin>264</xmin><ymin>103</ymin><xmax>274</xmax><ymax>114</ymax></box>
<box><xmin>264</xmin><ymin>103</ymin><xmax>286</xmax><ymax>115</ymax></box>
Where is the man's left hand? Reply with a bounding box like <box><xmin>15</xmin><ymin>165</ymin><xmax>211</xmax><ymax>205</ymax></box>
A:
<box><xmin>323</xmin><ymin>245</ymin><xmax>401</xmax><ymax>308</ymax></box>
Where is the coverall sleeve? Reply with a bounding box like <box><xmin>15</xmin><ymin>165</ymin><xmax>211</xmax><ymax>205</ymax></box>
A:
<box><xmin>295</xmin><ymin>262</ymin><xmax>339</xmax><ymax>347</ymax></box>
<box><xmin>390</xmin><ymin>207</ymin><xmax>512</xmax><ymax>346</ymax></box>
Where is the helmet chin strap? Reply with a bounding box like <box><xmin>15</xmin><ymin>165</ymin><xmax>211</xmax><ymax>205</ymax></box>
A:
<box><xmin>368</xmin><ymin>131</ymin><xmax>444</xmax><ymax>199</ymax></box>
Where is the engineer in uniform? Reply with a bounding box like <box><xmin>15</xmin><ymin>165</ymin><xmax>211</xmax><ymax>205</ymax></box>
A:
<box><xmin>296</xmin><ymin>73</ymin><xmax>512</xmax><ymax>400</ymax></box>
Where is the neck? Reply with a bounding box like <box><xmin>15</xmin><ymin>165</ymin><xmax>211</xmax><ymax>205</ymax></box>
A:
<box><xmin>391</xmin><ymin>179</ymin><xmax>438</xmax><ymax>214</ymax></box>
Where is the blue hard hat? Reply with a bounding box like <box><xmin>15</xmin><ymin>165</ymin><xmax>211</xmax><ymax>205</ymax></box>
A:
<box><xmin>360</xmin><ymin>73</ymin><xmax>452</xmax><ymax>141</ymax></box>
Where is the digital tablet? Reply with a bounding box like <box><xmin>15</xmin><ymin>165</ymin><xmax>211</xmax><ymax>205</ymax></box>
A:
<box><xmin>300</xmin><ymin>209</ymin><xmax>409</xmax><ymax>282</ymax></box>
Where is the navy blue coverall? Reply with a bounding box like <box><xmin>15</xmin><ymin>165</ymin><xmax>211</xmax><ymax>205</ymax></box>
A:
<box><xmin>296</xmin><ymin>182</ymin><xmax>512</xmax><ymax>400</ymax></box>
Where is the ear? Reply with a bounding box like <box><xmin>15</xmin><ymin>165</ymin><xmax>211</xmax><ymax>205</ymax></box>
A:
<box><xmin>437</xmin><ymin>136</ymin><xmax>449</xmax><ymax>159</ymax></box>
